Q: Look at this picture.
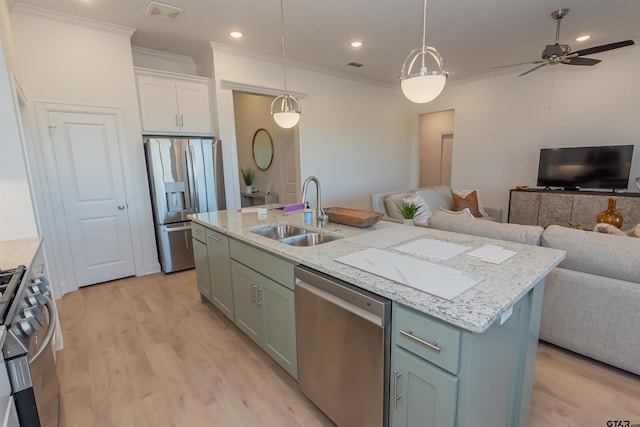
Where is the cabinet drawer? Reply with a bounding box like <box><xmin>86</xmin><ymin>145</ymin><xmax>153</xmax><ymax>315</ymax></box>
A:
<box><xmin>191</xmin><ymin>222</ymin><xmax>206</xmax><ymax>243</ymax></box>
<box><xmin>229</xmin><ymin>239</ymin><xmax>294</xmax><ymax>290</ymax></box>
<box><xmin>393</xmin><ymin>304</ymin><xmax>460</xmax><ymax>375</ymax></box>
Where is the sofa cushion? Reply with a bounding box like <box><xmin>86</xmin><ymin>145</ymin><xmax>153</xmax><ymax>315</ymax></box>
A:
<box><xmin>541</xmin><ymin>225</ymin><xmax>640</xmax><ymax>283</ymax></box>
<box><xmin>428</xmin><ymin>211</ymin><xmax>544</xmax><ymax>245</ymax></box>
<box><xmin>416</xmin><ymin>188</ymin><xmax>448</xmax><ymax>212</ymax></box>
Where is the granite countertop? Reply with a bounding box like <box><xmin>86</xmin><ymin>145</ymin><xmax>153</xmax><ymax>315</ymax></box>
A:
<box><xmin>0</xmin><ymin>237</ymin><xmax>42</xmax><ymax>270</ymax></box>
<box><xmin>190</xmin><ymin>209</ymin><xmax>565</xmax><ymax>333</ymax></box>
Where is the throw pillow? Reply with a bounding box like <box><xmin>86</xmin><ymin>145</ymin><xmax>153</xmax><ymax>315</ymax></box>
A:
<box><xmin>453</xmin><ymin>188</ymin><xmax>486</xmax><ymax>215</ymax></box>
<box><xmin>439</xmin><ymin>207</ymin><xmax>476</xmax><ymax>219</ymax></box>
<box><xmin>402</xmin><ymin>192</ymin><xmax>432</xmax><ymax>225</ymax></box>
<box><xmin>384</xmin><ymin>193</ymin><xmax>412</xmax><ymax>220</ymax></box>
<box><xmin>452</xmin><ymin>190</ymin><xmax>483</xmax><ymax>217</ymax></box>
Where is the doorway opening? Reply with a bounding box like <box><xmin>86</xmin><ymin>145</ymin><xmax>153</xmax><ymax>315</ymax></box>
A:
<box><xmin>232</xmin><ymin>91</ymin><xmax>300</xmax><ymax>206</ymax></box>
<box><xmin>418</xmin><ymin>109</ymin><xmax>455</xmax><ymax>187</ymax></box>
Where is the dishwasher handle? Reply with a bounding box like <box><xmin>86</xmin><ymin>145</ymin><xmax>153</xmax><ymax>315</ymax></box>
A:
<box><xmin>295</xmin><ymin>279</ymin><xmax>383</xmax><ymax>327</ymax></box>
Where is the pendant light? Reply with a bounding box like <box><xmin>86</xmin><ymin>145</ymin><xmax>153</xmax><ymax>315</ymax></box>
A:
<box><xmin>400</xmin><ymin>0</ymin><xmax>447</xmax><ymax>103</ymax></box>
<box><xmin>271</xmin><ymin>0</ymin><xmax>301</xmax><ymax>128</ymax></box>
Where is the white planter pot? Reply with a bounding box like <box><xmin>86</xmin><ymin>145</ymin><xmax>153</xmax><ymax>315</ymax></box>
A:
<box><xmin>402</xmin><ymin>218</ymin><xmax>415</xmax><ymax>226</ymax></box>
<box><xmin>245</xmin><ymin>185</ymin><xmax>254</xmax><ymax>193</ymax></box>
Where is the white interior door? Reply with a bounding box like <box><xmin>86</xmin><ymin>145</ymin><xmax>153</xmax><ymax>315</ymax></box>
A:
<box><xmin>48</xmin><ymin>111</ymin><xmax>135</xmax><ymax>286</ymax></box>
<box><xmin>281</xmin><ymin>133</ymin><xmax>300</xmax><ymax>205</ymax></box>
<box><xmin>440</xmin><ymin>134</ymin><xmax>454</xmax><ymax>186</ymax></box>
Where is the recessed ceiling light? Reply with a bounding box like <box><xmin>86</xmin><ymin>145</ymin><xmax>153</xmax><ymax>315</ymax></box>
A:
<box><xmin>576</xmin><ymin>35</ymin><xmax>591</xmax><ymax>42</ymax></box>
<box><xmin>350</xmin><ymin>41</ymin><xmax>363</xmax><ymax>48</ymax></box>
<box><xmin>230</xmin><ymin>32</ymin><xmax>243</xmax><ymax>39</ymax></box>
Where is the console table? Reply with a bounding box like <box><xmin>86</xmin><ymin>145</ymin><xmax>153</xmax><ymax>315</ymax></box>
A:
<box><xmin>508</xmin><ymin>188</ymin><xmax>640</xmax><ymax>231</ymax></box>
<box><xmin>241</xmin><ymin>192</ymin><xmax>278</xmax><ymax>207</ymax></box>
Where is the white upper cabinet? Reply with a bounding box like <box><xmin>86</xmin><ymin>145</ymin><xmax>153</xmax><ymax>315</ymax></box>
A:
<box><xmin>135</xmin><ymin>68</ymin><xmax>213</xmax><ymax>135</ymax></box>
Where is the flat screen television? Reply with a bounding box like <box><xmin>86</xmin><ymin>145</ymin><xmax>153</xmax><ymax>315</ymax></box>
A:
<box><xmin>537</xmin><ymin>145</ymin><xmax>634</xmax><ymax>190</ymax></box>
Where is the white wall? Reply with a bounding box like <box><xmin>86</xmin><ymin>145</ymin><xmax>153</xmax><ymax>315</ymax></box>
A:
<box><xmin>11</xmin><ymin>6</ymin><xmax>161</xmax><ymax>293</ymax></box>
<box><xmin>416</xmin><ymin>46</ymin><xmax>640</xmax><ymax>219</ymax></box>
<box><xmin>0</xmin><ymin>0</ymin><xmax>38</xmax><ymax>240</ymax></box>
<box><xmin>210</xmin><ymin>44</ymin><xmax>414</xmax><ymax>211</ymax></box>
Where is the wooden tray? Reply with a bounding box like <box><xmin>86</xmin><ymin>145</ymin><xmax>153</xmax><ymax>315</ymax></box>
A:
<box><xmin>324</xmin><ymin>207</ymin><xmax>385</xmax><ymax>228</ymax></box>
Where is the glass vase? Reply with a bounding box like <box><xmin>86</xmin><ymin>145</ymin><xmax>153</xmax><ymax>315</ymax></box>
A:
<box><xmin>596</xmin><ymin>197</ymin><xmax>624</xmax><ymax>229</ymax></box>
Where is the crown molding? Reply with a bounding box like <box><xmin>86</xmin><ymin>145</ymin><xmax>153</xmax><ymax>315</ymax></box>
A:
<box><xmin>131</xmin><ymin>46</ymin><xmax>196</xmax><ymax>66</ymax></box>
<box><xmin>12</xmin><ymin>3</ymin><xmax>135</xmax><ymax>37</ymax></box>
<box><xmin>209</xmin><ymin>42</ymin><xmax>396</xmax><ymax>90</ymax></box>
<box><xmin>133</xmin><ymin>67</ymin><xmax>210</xmax><ymax>83</ymax></box>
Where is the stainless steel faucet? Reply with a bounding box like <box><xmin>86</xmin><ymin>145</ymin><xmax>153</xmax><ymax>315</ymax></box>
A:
<box><xmin>301</xmin><ymin>176</ymin><xmax>326</xmax><ymax>227</ymax></box>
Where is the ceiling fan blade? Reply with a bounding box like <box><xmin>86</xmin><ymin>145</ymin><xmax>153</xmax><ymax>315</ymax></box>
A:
<box><xmin>519</xmin><ymin>63</ymin><xmax>548</xmax><ymax>77</ymax></box>
<box><xmin>572</xmin><ymin>40</ymin><xmax>635</xmax><ymax>57</ymax></box>
<box><xmin>563</xmin><ymin>57</ymin><xmax>601</xmax><ymax>66</ymax></box>
<box><xmin>492</xmin><ymin>60</ymin><xmax>546</xmax><ymax>70</ymax></box>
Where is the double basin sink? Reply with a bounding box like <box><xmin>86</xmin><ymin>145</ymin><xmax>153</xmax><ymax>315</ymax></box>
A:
<box><xmin>250</xmin><ymin>224</ymin><xmax>340</xmax><ymax>247</ymax></box>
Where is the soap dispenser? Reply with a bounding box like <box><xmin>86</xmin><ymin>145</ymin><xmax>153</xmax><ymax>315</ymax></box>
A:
<box><xmin>304</xmin><ymin>202</ymin><xmax>313</xmax><ymax>224</ymax></box>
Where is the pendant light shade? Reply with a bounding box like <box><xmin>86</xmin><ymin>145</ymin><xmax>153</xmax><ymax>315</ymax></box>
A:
<box><xmin>400</xmin><ymin>0</ymin><xmax>447</xmax><ymax>103</ymax></box>
<box><xmin>271</xmin><ymin>0</ymin><xmax>301</xmax><ymax>128</ymax></box>
<box><xmin>271</xmin><ymin>94</ymin><xmax>300</xmax><ymax>128</ymax></box>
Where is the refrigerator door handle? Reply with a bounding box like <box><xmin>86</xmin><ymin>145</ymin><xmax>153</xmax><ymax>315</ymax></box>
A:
<box><xmin>185</xmin><ymin>145</ymin><xmax>197</xmax><ymax>213</ymax></box>
<box><xmin>162</xmin><ymin>224</ymin><xmax>191</xmax><ymax>233</ymax></box>
<box><xmin>189</xmin><ymin>145</ymin><xmax>201</xmax><ymax>212</ymax></box>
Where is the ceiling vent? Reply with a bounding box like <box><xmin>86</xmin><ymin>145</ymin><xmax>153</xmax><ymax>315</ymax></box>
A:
<box><xmin>348</xmin><ymin>62</ymin><xmax>364</xmax><ymax>68</ymax></box>
<box><xmin>145</xmin><ymin>1</ymin><xmax>184</xmax><ymax>22</ymax></box>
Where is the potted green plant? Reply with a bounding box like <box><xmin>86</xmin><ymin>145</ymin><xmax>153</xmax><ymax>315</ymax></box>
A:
<box><xmin>396</xmin><ymin>200</ymin><xmax>420</xmax><ymax>225</ymax></box>
<box><xmin>241</xmin><ymin>167</ymin><xmax>255</xmax><ymax>193</ymax></box>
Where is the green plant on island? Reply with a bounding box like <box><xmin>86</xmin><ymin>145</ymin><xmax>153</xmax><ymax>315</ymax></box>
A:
<box><xmin>396</xmin><ymin>201</ymin><xmax>420</xmax><ymax>220</ymax></box>
<box><xmin>241</xmin><ymin>167</ymin><xmax>255</xmax><ymax>186</ymax></box>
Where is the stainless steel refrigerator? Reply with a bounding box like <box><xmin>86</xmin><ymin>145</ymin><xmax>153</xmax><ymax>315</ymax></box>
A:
<box><xmin>144</xmin><ymin>137</ymin><xmax>226</xmax><ymax>273</ymax></box>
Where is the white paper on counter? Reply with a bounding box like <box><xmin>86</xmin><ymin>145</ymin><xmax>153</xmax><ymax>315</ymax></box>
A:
<box><xmin>342</xmin><ymin>225</ymin><xmax>433</xmax><ymax>249</ymax></box>
<box><xmin>335</xmin><ymin>248</ymin><xmax>484</xmax><ymax>301</ymax></box>
<box><xmin>467</xmin><ymin>245</ymin><xmax>517</xmax><ymax>264</ymax></box>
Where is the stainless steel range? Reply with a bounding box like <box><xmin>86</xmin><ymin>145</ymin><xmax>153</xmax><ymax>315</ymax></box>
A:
<box><xmin>0</xmin><ymin>265</ymin><xmax>60</xmax><ymax>427</ymax></box>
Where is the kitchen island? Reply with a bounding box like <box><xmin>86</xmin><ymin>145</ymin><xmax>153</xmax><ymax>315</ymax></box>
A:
<box><xmin>190</xmin><ymin>208</ymin><xmax>565</xmax><ymax>427</ymax></box>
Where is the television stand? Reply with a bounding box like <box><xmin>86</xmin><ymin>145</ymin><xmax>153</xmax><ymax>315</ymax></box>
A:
<box><xmin>508</xmin><ymin>188</ymin><xmax>640</xmax><ymax>230</ymax></box>
<box><xmin>563</xmin><ymin>186</ymin><xmax>580</xmax><ymax>191</ymax></box>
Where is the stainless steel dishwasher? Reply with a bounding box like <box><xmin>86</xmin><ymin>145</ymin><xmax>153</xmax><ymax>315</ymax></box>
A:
<box><xmin>294</xmin><ymin>266</ymin><xmax>390</xmax><ymax>427</ymax></box>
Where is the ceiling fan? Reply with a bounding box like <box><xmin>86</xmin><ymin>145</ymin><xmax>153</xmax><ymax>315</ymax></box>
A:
<box><xmin>494</xmin><ymin>8</ymin><xmax>635</xmax><ymax>76</ymax></box>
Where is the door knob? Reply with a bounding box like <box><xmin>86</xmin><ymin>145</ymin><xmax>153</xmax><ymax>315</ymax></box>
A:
<box><xmin>117</xmin><ymin>204</ymin><xmax>125</xmax><ymax>210</ymax></box>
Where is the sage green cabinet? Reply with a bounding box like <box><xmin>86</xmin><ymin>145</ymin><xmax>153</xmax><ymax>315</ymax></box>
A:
<box><xmin>192</xmin><ymin>222</ymin><xmax>211</xmax><ymax>301</ymax></box>
<box><xmin>390</xmin><ymin>282</ymin><xmax>545</xmax><ymax>427</ymax></box>
<box><xmin>391</xmin><ymin>347</ymin><xmax>457</xmax><ymax>427</ymax></box>
<box><xmin>230</xmin><ymin>260</ymin><xmax>262</xmax><ymax>344</ymax></box>
<box><xmin>206</xmin><ymin>228</ymin><xmax>234</xmax><ymax>321</ymax></box>
<box><xmin>229</xmin><ymin>240</ymin><xmax>298</xmax><ymax>379</ymax></box>
<box><xmin>192</xmin><ymin>238</ymin><xmax>211</xmax><ymax>301</ymax></box>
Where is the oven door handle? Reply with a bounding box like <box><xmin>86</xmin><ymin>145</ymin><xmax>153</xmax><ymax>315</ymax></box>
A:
<box><xmin>28</xmin><ymin>295</ymin><xmax>58</xmax><ymax>365</ymax></box>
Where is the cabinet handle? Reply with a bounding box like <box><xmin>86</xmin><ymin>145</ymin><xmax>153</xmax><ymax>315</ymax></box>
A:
<box><xmin>208</xmin><ymin>235</ymin><xmax>220</xmax><ymax>241</ymax></box>
<box><xmin>257</xmin><ymin>287</ymin><xmax>263</xmax><ymax>306</ymax></box>
<box><xmin>399</xmin><ymin>329</ymin><xmax>441</xmax><ymax>353</ymax></box>
<box><xmin>175</xmin><ymin>114</ymin><xmax>179</xmax><ymax>127</ymax></box>
<box><xmin>180</xmin><ymin>115</ymin><xmax>184</xmax><ymax>127</ymax></box>
<box><xmin>251</xmin><ymin>284</ymin><xmax>257</xmax><ymax>304</ymax></box>
<box><xmin>393</xmin><ymin>370</ymin><xmax>402</xmax><ymax>410</ymax></box>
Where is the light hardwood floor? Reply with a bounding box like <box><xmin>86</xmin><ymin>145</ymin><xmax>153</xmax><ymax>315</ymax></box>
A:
<box><xmin>55</xmin><ymin>270</ymin><xmax>640</xmax><ymax>427</ymax></box>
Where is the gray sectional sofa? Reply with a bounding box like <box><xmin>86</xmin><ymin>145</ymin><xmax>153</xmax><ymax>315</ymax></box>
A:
<box><xmin>371</xmin><ymin>186</ymin><xmax>640</xmax><ymax>375</ymax></box>
<box><xmin>425</xmin><ymin>210</ymin><xmax>640</xmax><ymax>376</ymax></box>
